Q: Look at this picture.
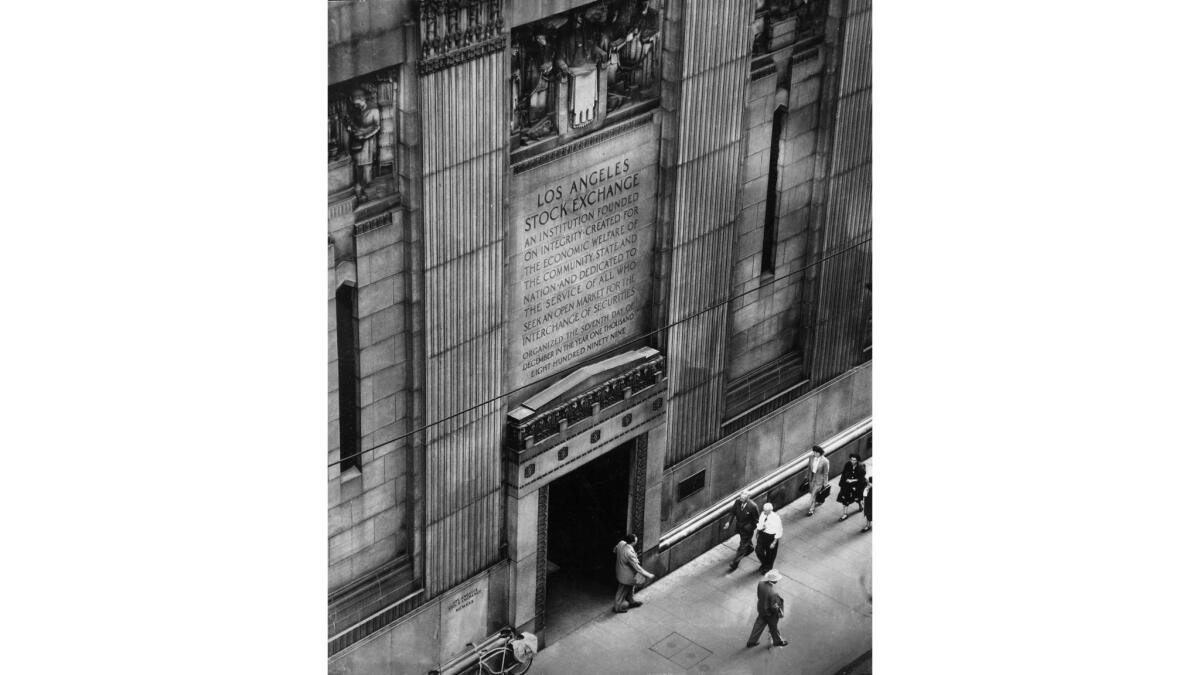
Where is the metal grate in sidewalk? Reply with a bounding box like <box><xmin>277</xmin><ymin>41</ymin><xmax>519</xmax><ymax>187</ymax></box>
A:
<box><xmin>650</xmin><ymin>631</ymin><xmax>712</xmax><ymax>670</ymax></box>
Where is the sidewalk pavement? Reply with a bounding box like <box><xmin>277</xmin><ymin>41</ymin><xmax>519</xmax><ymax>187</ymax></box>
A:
<box><xmin>530</xmin><ymin>461</ymin><xmax>872</xmax><ymax>675</ymax></box>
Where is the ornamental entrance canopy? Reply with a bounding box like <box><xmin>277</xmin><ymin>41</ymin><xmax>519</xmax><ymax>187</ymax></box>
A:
<box><xmin>506</xmin><ymin>346</ymin><xmax>664</xmax><ymax>451</ymax></box>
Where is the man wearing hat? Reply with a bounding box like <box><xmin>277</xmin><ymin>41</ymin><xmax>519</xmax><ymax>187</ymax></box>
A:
<box><xmin>746</xmin><ymin>569</ymin><xmax>788</xmax><ymax>648</ymax></box>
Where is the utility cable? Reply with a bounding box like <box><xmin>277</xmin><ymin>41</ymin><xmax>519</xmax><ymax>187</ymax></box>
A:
<box><xmin>330</xmin><ymin>234</ymin><xmax>871</xmax><ymax>468</ymax></box>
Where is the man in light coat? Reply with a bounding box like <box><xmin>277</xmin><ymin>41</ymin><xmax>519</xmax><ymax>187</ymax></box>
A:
<box><xmin>807</xmin><ymin>445</ymin><xmax>831</xmax><ymax>516</ymax></box>
<box><xmin>746</xmin><ymin>569</ymin><xmax>788</xmax><ymax>648</ymax></box>
<box><xmin>613</xmin><ymin>533</ymin><xmax>655</xmax><ymax>613</ymax></box>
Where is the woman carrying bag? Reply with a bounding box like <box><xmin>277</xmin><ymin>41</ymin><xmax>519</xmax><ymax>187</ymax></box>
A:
<box><xmin>837</xmin><ymin>453</ymin><xmax>867</xmax><ymax>521</ymax></box>
<box><xmin>860</xmin><ymin>475</ymin><xmax>872</xmax><ymax>532</ymax></box>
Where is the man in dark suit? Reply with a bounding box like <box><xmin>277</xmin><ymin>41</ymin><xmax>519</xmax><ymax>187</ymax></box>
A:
<box><xmin>722</xmin><ymin>490</ymin><xmax>760</xmax><ymax>572</ymax></box>
<box><xmin>746</xmin><ymin>569</ymin><xmax>788</xmax><ymax>648</ymax></box>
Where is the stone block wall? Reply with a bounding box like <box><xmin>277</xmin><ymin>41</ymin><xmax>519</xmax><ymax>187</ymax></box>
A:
<box><xmin>328</xmin><ymin>210</ymin><xmax>416</xmax><ymax>592</ymax></box>
<box><xmin>328</xmin><ymin>13</ymin><xmax>422</xmax><ymax>594</ymax></box>
<box><xmin>328</xmin><ymin>0</ymin><xmax>415</xmax><ymax>84</ymax></box>
<box><xmin>328</xmin><ymin>212</ymin><xmax>414</xmax><ymax>592</ymax></box>
<box><xmin>726</xmin><ymin>46</ymin><xmax>825</xmax><ymax>396</ymax></box>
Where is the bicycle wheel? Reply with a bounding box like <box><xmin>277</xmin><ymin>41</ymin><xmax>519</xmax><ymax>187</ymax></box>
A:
<box><xmin>507</xmin><ymin>654</ymin><xmax>532</xmax><ymax>675</ymax></box>
<box><xmin>476</xmin><ymin>647</ymin><xmax>509</xmax><ymax>675</ymax></box>
<box><xmin>478</xmin><ymin>645</ymin><xmax>532</xmax><ymax>675</ymax></box>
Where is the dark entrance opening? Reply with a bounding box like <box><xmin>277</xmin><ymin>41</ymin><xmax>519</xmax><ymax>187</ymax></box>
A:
<box><xmin>544</xmin><ymin>438</ymin><xmax>634</xmax><ymax>645</ymax></box>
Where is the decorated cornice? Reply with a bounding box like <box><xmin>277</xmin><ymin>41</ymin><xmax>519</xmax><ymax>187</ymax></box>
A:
<box><xmin>418</xmin><ymin>0</ymin><xmax>506</xmax><ymax>75</ymax></box>
<box><xmin>353</xmin><ymin>211</ymin><xmax>394</xmax><ymax>237</ymax></box>
<box><xmin>506</xmin><ymin>353</ymin><xmax>665</xmax><ymax>450</ymax></box>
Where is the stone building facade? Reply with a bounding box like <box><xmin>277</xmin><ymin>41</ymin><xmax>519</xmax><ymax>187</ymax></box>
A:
<box><xmin>327</xmin><ymin>1</ymin><xmax>871</xmax><ymax>672</ymax></box>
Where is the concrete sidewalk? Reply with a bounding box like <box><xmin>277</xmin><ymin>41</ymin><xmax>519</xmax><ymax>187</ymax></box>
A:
<box><xmin>530</xmin><ymin>463</ymin><xmax>872</xmax><ymax>675</ymax></box>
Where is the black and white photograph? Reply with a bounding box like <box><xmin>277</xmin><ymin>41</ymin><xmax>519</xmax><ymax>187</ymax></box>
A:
<box><xmin>326</xmin><ymin>1</ymin><xmax>870</xmax><ymax>673</ymax></box>
<box><xmin>7</xmin><ymin>2</ymin><xmax>1199</xmax><ymax>674</ymax></box>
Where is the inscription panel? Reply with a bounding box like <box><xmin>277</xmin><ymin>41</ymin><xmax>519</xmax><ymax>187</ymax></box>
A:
<box><xmin>507</xmin><ymin>122</ymin><xmax>660</xmax><ymax>389</ymax></box>
<box><xmin>438</xmin><ymin>575</ymin><xmax>489</xmax><ymax>665</ymax></box>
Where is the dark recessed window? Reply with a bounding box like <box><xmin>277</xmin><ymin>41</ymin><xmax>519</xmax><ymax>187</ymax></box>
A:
<box><xmin>761</xmin><ymin>104</ymin><xmax>787</xmax><ymax>275</ymax></box>
<box><xmin>677</xmin><ymin>469</ymin><xmax>706</xmax><ymax>501</ymax></box>
<box><xmin>336</xmin><ymin>284</ymin><xmax>361</xmax><ymax>472</ymax></box>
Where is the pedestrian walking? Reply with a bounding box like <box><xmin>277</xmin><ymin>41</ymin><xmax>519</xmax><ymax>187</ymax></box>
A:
<box><xmin>722</xmin><ymin>490</ymin><xmax>761</xmax><ymax>572</ymax></box>
<box><xmin>755</xmin><ymin>502</ymin><xmax>783</xmax><ymax>574</ymax></box>
<box><xmin>837</xmin><ymin>453</ymin><xmax>868</xmax><ymax>521</ymax></box>
<box><xmin>612</xmin><ymin>533</ymin><xmax>655</xmax><ymax>613</ymax></box>
<box><xmin>745</xmin><ymin>569</ymin><xmax>788</xmax><ymax>648</ymax></box>
<box><xmin>860</xmin><ymin>475</ymin><xmax>872</xmax><ymax>532</ymax></box>
<box><xmin>807</xmin><ymin>446</ymin><xmax>831</xmax><ymax>516</ymax></box>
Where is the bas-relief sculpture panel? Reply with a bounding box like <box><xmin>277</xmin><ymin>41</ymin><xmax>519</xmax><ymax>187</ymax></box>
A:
<box><xmin>510</xmin><ymin>0</ymin><xmax>662</xmax><ymax>148</ymax></box>
<box><xmin>506</xmin><ymin>122</ymin><xmax>661</xmax><ymax>391</ymax></box>
<box><xmin>328</xmin><ymin>67</ymin><xmax>400</xmax><ymax>205</ymax></box>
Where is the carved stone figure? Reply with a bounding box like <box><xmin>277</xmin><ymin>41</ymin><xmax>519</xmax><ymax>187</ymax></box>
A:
<box><xmin>345</xmin><ymin>90</ymin><xmax>381</xmax><ymax>201</ymax></box>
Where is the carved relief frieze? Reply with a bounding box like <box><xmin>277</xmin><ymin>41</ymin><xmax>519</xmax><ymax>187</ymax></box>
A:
<box><xmin>505</xmin><ymin>353</ymin><xmax>665</xmax><ymax>449</ymax></box>
<box><xmin>418</xmin><ymin>0</ymin><xmax>506</xmax><ymax>75</ymax></box>
<box><xmin>510</xmin><ymin>0</ymin><xmax>662</xmax><ymax>149</ymax></box>
<box><xmin>328</xmin><ymin>67</ymin><xmax>401</xmax><ymax>207</ymax></box>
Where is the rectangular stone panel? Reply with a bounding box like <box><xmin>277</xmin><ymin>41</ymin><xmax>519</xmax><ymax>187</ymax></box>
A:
<box><xmin>506</xmin><ymin>122</ymin><xmax>661</xmax><ymax>389</ymax></box>
<box><xmin>439</xmin><ymin>575</ymin><xmax>489</xmax><ymax>665</ymax></box>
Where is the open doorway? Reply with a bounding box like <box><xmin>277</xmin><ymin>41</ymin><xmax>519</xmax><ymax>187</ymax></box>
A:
<box><xmin>543</xmin><ymin>439</ymin><xmax>634</xmax><ymax>645</ymax></box>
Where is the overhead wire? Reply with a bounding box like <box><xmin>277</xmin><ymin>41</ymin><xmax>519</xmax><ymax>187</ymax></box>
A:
<box><xmin>329</xmin><ymin>234</ymin><xmax>872</xmax><ymax>468</ymax></box>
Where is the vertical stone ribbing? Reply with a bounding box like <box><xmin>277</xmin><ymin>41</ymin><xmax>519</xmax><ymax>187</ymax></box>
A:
<box><xmin>808</xmin><ymin>0</ymin><xmax>871</xmax><ymax>385</ymax></box>
<box><xmin>418</xmin><ymin>49</ymin><xmax>507</xmax><ymax>596</ymax></box>
<box><xmin>659</xmin><ymin>0</ymin><xmax>753</xmax><ymax>468</ymax></box>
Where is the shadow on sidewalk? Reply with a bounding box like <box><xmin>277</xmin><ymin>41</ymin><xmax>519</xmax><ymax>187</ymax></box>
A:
<box><xmin>834</xmin><ymin>649</ymin><xmax>872</xmax><ymax>675</ymax></box>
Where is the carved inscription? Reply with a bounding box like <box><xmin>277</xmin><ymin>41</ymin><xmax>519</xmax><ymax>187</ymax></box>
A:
<box><xmin>508</xmin><ymin>124</ymin><xmax>659</xmax><ymax>388</ymax></box>
<box><xmin>438</xmin><ymin>576</ymin><xmax>489</xmax><ymax>664</ymax></box>
<box><xmin>518</xmin><ymin>159</ymin><xmax>643</xmax><ymax>377</ymax></box>
<box><xmin>447</xmin><ymin>586</ymin><xmax>483</xmax><ymax>614</ymax></box>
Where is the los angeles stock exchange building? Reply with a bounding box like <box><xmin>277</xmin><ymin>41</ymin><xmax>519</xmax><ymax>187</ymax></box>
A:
<box><xmin>327</xmin><ymin>1</ymin><xmax>871</xmax><ymax>671</ymax></box>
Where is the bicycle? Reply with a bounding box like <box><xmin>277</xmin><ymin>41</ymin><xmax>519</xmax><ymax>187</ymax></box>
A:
<box><xmin>427</xmin><ymin>627</ymin><xmax>536</xmax><ymax>675</ymax></box>
<box><xmin>473</xmin><ymin>627</ymin><xmax>536</xmax><ymax>675</ymax></box>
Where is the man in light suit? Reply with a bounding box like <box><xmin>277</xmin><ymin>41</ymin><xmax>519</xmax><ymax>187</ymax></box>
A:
<box><xmin>807</xmin><ymin>445</ymin><xmax>831</xmax><ymax>517</ymax></box>
<box><xmin>746</xmin><ymin>569</ymin><xmax>788</xmax><ymax>648</ymax></box>
<box><xmin>613</xmin><ymin>533</ymin><xmax>655</xmax><ymax>613</ymax></box>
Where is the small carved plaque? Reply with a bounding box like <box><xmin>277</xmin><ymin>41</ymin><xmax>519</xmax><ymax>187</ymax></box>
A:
<box><xmin>524</xmin><ymin>463</ymin><xmax>537</xmax><ymax>479</ymax></box>
<box><xmin>621</xmin><ymin>413</ymin><xmax>633</xmax><ymax>427</ymax></box>
<box><xmin>590</xmin><ymin>430</ymin><xmax>602</xmax><ymax>443</ymax></box>
<box><xmin>557</xmin><ymin>446</ymin><xmax>569</xmax><ymax>461</ymax></box>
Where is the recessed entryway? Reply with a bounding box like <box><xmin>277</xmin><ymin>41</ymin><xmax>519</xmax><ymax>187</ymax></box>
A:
<box><xmin>543</xmin><ymin>438</ymin><xmax>635</xmax><ymax>645</ymax></box>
